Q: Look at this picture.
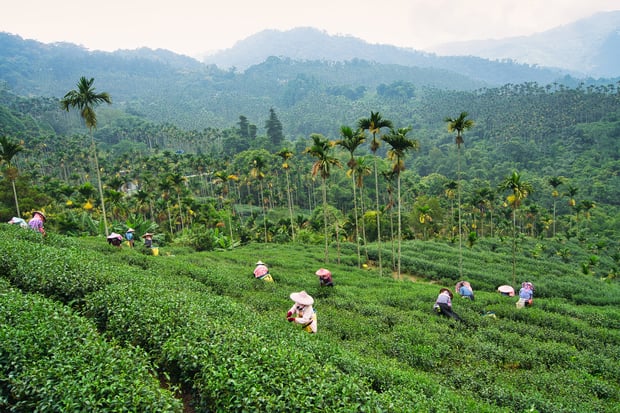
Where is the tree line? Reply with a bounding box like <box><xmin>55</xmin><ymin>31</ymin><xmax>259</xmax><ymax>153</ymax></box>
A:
<box><xmin>1</xmin><ymin>78</ymin><xmax>618</xmax><ymax>278</ymax></box>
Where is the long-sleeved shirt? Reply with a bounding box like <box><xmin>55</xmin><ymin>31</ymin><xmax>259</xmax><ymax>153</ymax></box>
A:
<box><xmin>434</xmin><ymin>291</ymin><xmax>452</xmax><ymax>308</ymax></box>
<box><xmin>519</xmin><ymin>288</ymin><xmax>533</xmax><ymax>300</ymax></box>
<box><xmin>459</xmin><ymin>285</ymin><xmax>474</xmax><ymax>297</ymax></box>
<box><xmin>28</xmin><ymin>216</ymin><xmax>44</xmax><ymax>234</ymax></box>
<box><xmin>288</xmin><ymin>303</ymin><xmax>317</xmax><ymax>333</ymax></box>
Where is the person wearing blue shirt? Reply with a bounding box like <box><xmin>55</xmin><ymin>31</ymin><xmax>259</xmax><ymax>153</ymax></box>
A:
<box><xmin>125</xmin><ymin>228</ymin><xmax>135</xmax><ymax>247</ymax></box>
<box><xmin>456</xmin><ymin>281</ymin><xmax>475</xmax><ymax>301</ymax></box>
<box><xmin>517</xmin><ymin>281</ymin><xmax>534</xmax><ymax>308</ymax></box>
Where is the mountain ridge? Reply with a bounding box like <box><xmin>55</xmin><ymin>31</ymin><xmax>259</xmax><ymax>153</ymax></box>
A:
<box><xmin>432</xmin><ymin>10</ymin><xmax>620</xmax><ymax>78</ymax></box>
<box><xmin>202</xmin><ymin>11</ymin><xmax>620</xmax><ymax>78</ymax></box>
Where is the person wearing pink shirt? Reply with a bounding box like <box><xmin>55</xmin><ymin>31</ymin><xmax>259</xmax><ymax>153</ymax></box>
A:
<box><xmin>253</xmin><ymin>260</ymin><xmax>273</xmax><ymax>282</ymax></box>
<box><xmin>28</xmin><ymin>211</ymin><xmax>46</xmax><ymax>236</ymax></box>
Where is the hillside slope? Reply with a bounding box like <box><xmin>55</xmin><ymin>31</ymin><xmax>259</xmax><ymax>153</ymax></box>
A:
<box><xmin>1</xmin><ymin>226</ymin><xmax>619</xmax><ymax>412</ymax></box>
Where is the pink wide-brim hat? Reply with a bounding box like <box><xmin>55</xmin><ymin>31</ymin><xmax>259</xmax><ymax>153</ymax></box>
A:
<box><xmin>315</xmin><ymin>268</ymin><xmax>331</xmax><ymax>277</ymax></box>
<box><xmin>290</xmin><ymin>290</ymin><xmax>314</xmax><ymax>305</ymax></box>
<box><xmin>107</xmin><ymin>232</ymin><xmax>123</xmax><ymax>240</ymax></box>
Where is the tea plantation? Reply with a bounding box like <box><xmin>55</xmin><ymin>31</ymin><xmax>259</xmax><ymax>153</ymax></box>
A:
<box><xmin>1</xmin><ymin>225</ymin><xmax>619</xmax><ymax>412</ymax></box>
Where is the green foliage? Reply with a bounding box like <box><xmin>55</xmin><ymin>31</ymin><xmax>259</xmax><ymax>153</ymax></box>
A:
<box><xmin>2</xmin><ymin>226</ymin><xmax>619</xmax><ymax>412</ymax></box>
<box><xmin>0</xmin><ymin>286</ymin><xmax>182</xmax><ymax>412</ymax></box>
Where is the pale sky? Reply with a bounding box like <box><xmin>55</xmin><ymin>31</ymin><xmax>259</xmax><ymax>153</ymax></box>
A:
<box><xmin>2</xmin><ymin>0</ymin><xmax>619</xmax><ymax>58</ymax></box>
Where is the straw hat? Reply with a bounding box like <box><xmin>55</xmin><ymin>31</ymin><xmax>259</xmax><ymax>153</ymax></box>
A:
<box><xmin>34</xmin><ymin>211</ymin><xmax>46</xmax><ymax>221</ymax></box>
<box><xmin>141</xmin><ymin>233</ymin><xmax>154</xmax><ymax>238</ymax></box>
<box><xmin>315</xmin><ymin>268</ymin><xmax>331</xmax><ymax>277</ymax></box>
<box><xmin>126</xmin><ymin>228</ymin><xmax>135</xmax><ymax>233</ymax></box>
<box><xmin>290</xmin><ymin>291</ymin><xmax>314</xmax><ymax>305</ymax></box>
<box><xmin>256</xmin><ymin>260</ymin><xmax>265</xmax><ymax>266</ymax></box>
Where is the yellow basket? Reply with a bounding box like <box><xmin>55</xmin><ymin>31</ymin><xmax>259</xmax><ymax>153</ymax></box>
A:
<box><xmin>151</xmin><ymin>247</ymin><xmax>159</xmax><ymax>256</ymax></box>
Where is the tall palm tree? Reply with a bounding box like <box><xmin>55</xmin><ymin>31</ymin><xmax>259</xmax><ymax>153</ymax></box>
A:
<box><xmin>498</xmin><ymin>171</ymin><xmax>533</xmax><ymax>286</ymax></box>
<box><xmin>213</xmin><ymin>171</ymin><xmax>237</xmax><ymax>241</ymax></box>
<box><xmin>444</xmin><ymin>180</ymin><xmax>458</xmax><ymax>238</ymax></box>
<box><xmin>358</xmin><ymin>111</ymin><xmax>393</xmax><ymax>275</ymax></box>
<box><xmin>336</xmin><ymin>126</ymin><xmax>366</xmax><ymax>267</ymax></box>
<box><xmin>158</xmin><ymin>175</ymin><xmax>175</xmax><ymax>234</ymax></box>
<box><xmin>0</xmin><ymin>136</ymin><xmax>24</xmax><ymax>217</ymax></box>
<box><xmin>548</xmin><ymin>176</ymin><xmax>564</xmax><ymax>237</ymax></box>
<box><xmin>169</xmin><ymin>172</ymin><xmax>188</xmax><ymax>232</ymax></box>
<box><xmin>444</xmin><ymin>111</ymin><xmax>474</xmax><ymax>278</ymax></box>
<box><xmin>250</xmin><ymin>155</ymin><xmax>269</xmax><ymax>242</ymax></box>
<box><xmin>306</xmin><ymin>134</ymin><xmax>342</xmax><ymax>263</ymax></box>
<box><xmin>61</xmin><ymin>77</ymin><xmax>112</xmax><ymax>235</ymax></box>
<box><xmin>382</xmin><ymin>127</ymin><xmax>419</xmax><ymax>279</ymax></box>
<box><xmin>564</xmin><ymin>183</ymin><xmax>579</xmax><ymax>233</ymax></box>
<box><xmin>380</xmin><ymin>170</ymin><xmax>397</xmax><ymax>269</ymax></box>
<box><xmin>276</xmin><ymin>148</ymin><xmax>296</xmax><ymax>241</ymax></box>
<box><xmin>352</xmin><ymin>156</ymin><xmax>372</xmax><ymax>261</ymax></box>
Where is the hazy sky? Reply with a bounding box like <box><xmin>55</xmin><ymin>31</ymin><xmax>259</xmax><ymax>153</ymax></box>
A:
<box><xmin>2</xmin><ymin>0</ymin><xmax>618</xmax><ymax>57</ymax></box>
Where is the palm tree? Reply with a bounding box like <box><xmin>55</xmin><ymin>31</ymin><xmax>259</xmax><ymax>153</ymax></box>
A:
<box><xmin>169</xmin><ymin>172</ymin><xmax>188</xmax><ymax>232</ymax></box>
<box><xmin>498</xmin><ymin>171</ymin><xmax>533</xmax><ymax>286</ymax></box>
<box><xmin>444</xmin><ymin>180</ymin><xmax>458</xmax><ymax>238</ymax></box>
<box><xmin>548</xmin><ymin>176</ymin><xmax>564</xmax><ymax>237</ymax></box>
<box><xmin>336</xmin><ymin>126</ymin><xmax>366</xmax><ymax>267</ymax></box>
<box><xmin>250</xmin><ymin>155</ymin><xmax>268</xmax><ymax>242</ymax></box>
<box><xmin>444</xmin><ymin>111</ymin><xmax>474</xmax><ymax>278</ymax></box>
<box><xmin>358</xmin><ymin>111</ymin><xmax>393</xmax><ymax>276</ymax></box>
<box><xmin>158</xmin><ymin>175</ymin><xmax>175</xmax><ymax>234</ymax></box>
<box><xmin>564</xmin><ymin>183</ymin><xmax>579</xmax><ymax>233</ymax></box>
<box><xmin>276</xmin><ymin>148</ymin><xmax>296</xmax><ymax>241</ymax></box>
<box><xmin>579</xmin><ymin>200</ymin><xmax>596</xmax><ymax>232</ymax></box>
<box><xmin>305</xmin><ymin>134</ymin><xmax>342</xmax><ymax>263</ymax></box>
<box><xmin>0</xmin><ymin>136</ymin><xmax>24</xmax><ymax>217</ymax></box>
<box><xmin>382</xmin><ymin>127</ymin><xmax>419</xmax><ymax>279</ymax></box>
<box><xmin>352</xmin><ymin>156</ymin><xmax>372</xmax><ymax>262</ymax></box>
<box><xmin>60</xmin><ymin>77</ymin><xmax>112</xmax><ymax>235</ymax></box>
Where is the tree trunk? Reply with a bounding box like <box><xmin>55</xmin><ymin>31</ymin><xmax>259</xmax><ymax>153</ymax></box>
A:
<box><xmin>373</xmin><ymin>155</ymin><xmax>383</xmax><ymax>276</ymax></box>
<box><xmin>396</xmin><ymin>174</ymin><xmax>402</xmax><ymax>280</ymax></box>
<box><xmin>91</xmin><ymin>135</ymin><xmax>109</xmax><ymax>236</ymax></box>
<box><xmin>322</xmin><ymin>177</ymin><xmax>329</xmax><ymax>263</ymax></box>
<box><xmin>457</xmin><ymin>146</ymin><xmax>463</xmax><ymax>278</ymax></box>
<box><xmin>11</xmin><ymin>179</ymin><xmax>20</xmax><ymax>217</ymax></box>
<box><xmin>285</xmin><ymin>170</ymin><xmax>295</xmax><ymax>241</ymax></box>
<box><xmin>352</xmin><ymin>175</ymin><xmax>361</xmax><ymax>267</ymax></box>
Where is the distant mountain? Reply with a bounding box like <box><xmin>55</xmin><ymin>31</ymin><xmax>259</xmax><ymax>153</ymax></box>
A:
<box><xmin>432</xmin><ymin>11</ymin><xmax>620</xmax><ymax>78</ymax></box>
<box><xmin>203</xmin><ymin>12</ymin><xmax>620</xmax><ymax>79</ymax></box>
<box><xmin>200</xmin><ymin>27</ymin><xmax>566</xmax><ymax>85</ymax></box>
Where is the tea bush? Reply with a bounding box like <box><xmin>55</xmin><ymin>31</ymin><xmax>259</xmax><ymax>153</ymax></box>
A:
<box><xmin>0</xmin><ymin>286</ymin><xmax>182</xmax><ymax>412</ymax></box>
<box><xmin>1</xmin><ymin>226</ymin><xmax>619</xmax><ymax>412</ymax></box>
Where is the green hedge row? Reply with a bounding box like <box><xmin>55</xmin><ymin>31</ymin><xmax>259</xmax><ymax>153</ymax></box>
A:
<box><xmin>2</xmin><ymin>226</ymin><xmax>619</xmax><ymax>412</ymax></box>
<box><xmin>0</xmin><ymin>283</ymin><xmax>182</xmax><ymax>412</ymax></box>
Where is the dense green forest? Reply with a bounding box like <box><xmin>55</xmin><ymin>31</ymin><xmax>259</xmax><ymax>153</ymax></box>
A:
<box><xmin>1</xmin><ymin>78</ymin><xmax>619</xmax><ymax>259</ymax></box>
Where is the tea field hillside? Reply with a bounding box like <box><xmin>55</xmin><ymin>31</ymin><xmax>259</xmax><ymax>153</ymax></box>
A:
<box><xmin>1</xmin><ymin>225</ymin><xmax>619</xmax><ymax>412</ymax></box>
